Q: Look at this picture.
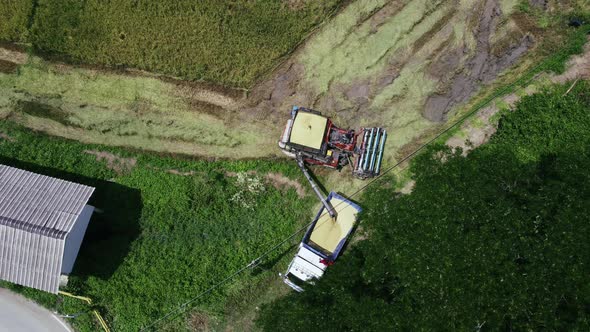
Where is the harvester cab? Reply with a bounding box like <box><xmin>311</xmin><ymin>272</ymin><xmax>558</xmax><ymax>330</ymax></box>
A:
<box><xmin>278</xmin><ymin>106</ymin><xmax>387</xmax><ymax>179</ymax></box>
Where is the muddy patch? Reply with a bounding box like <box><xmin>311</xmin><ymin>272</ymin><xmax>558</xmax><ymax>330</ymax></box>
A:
<box><xmin>529</xmin><ymin>0</ymin><xmax>548</xmax><ymax>10</ymax></box>
<box><xmin>446</xmin><ymin>124</ymin><xmax>498</xmax><ymax>155</ymax></box>
<box><xmin>440</xmin><ymin>34</ymin><xmax>590</xmax><ymax>157</ymax></box>
<box><xmin>187</xmin><ymin>311</ymin><xmax>212</xmax><ymax>332</ymax></box>
<box><xmin>398</xmin><ymin>180</ymin><xmax>415</xmax><ymax>194</ymax></box>
<box><xmin>0</xmin><ymin>1</ymin><xmax>552</xmax><ymax>164</ymax></box>
<box><xmin>0</xmin><ymin>46</ymin><xmax>28</xmax><ymax>64</ymax></box>
<box><xmin>269</xmin><ymin>67</ymin><xmax>298</xmax><ymax>104</ymax></box>
<box><xmin>368</xmin><ymin>2</ymin><xmax>406</xmax><ymax>33</ymax></box>
<box><xmin>446</xmin><ymin>101</ymin><xmax>504</xmax><ymax>155</ymax></box>
<box><xmin>265</xmin><ymin>172</ymin><xmax>306</xmax><ymax>198</ymax></box>
<box><xmin>248</xmin><ymin>0</ymin><xmax>539</xmax><ymax>132</ymax></box>
<box><xmin>344</xmin><ymin>80</ymin><xmax>371</xmax><ymax>105</ymax></box>
<box><xmin>84</xmin><ymin>150</ymin><xmax>137</xmax><ymax>174</ymax></box>
<box><xmin>412</xmin><ymin>8</ymin><xmax>456</xmax><ymax>54</ymax></box>
<box><xmin>166</xmin><ymin>169</ymin><xmax>198</xmax><ymax>176</ymax></box>
<box><xmin>424</xmin><ymin>0</ymin><xmax>533</xmax><ymax>122</ymax></box>
<box><xmin>247</xmin><ymin>61</ymin><xmax>310</xmax><ymax>124</ymax></box>
<box><xmin>0</xmin><ymin>59</ymin><xmax>18</xmax><ymax>74</ymax></box>
<box><xmin>174</xmin><ymin>82</ymin><xmax>243</xmax><ymax>112</ymax></box>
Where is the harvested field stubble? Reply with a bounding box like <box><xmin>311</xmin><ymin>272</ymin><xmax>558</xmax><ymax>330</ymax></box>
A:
<box><xmin>249</xmin><ymin>0</ymin><xmax>589</xmax><ymax>196</ymax></box>
<box><xmin>0</xmin><ymin>58</ymin><xmax>275</xmax><ymax>158</ymax></box>
<box><xmin>0</xmin><ymin>1</ymin><xmax>587</xmax><ymax>178</ymax></box>
<box><xmin>252</xmin><ymin>0</ymin><xmax>537</xmax><ymax>172</ymax></box>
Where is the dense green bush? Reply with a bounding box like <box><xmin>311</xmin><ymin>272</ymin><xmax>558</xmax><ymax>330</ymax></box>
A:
<box><xmin>0</xmin><ymin>0</ymin><xmax>33</xmax><ymax>41</ymax></box>
<box><xmin>257</xmin><ymin>82</ymin><xmax>590</xmax><ymax>331</ymax></box>
<box><xmin>0</xmin><ymin>121</ymin><xmax>315</xmax><ymax>331</ymax></box>
<box><xmin>28</xmin><ymin>0</ymin><xmax>341</xmax><ymax>87</ymax></box>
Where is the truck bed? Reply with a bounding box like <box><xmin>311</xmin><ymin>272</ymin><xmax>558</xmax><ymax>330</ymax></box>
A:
<box><xmin>308</xmin><ymin>194</ymin><xmax>360</xmax><ymax>255</ymax></box>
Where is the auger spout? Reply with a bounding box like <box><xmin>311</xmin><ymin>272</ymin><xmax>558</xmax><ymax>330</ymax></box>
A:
<box><xmin>296</xmin><ymin>154</ymin><xmax>337</xmax><ymax>219</ymax></box>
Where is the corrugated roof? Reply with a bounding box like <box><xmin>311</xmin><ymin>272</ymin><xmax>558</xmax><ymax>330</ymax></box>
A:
<box><xmin>0</xmin><ymin>165</ymin><xmax>94</xmax><ymax>239</ymax></box>
<box><xmin>0</xmin><ymin>165</ymin><xmax>94</xmax><ymax>293</ymax></box>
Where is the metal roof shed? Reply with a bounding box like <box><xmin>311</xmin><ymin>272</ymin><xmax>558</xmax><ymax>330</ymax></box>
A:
<box><xmin>0</xmin><ymin>165</ymin><xmax>95</xmax><ymax>293</ymax></box>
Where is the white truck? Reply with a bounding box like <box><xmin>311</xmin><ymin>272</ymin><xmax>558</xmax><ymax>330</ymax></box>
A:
<box><xmin>282</xmin><ymin>192</ymin><xmax>361</xmax><ymax>292</ymax></box>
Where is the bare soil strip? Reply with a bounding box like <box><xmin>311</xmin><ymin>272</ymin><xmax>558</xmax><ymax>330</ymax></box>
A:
<box><xmin>83</xmin><ymin>150</ymin><xmax>137</xmax><ymax>174</ymax></box>
<box><xmin>265</xmin><ymin>173</ymin><xmax>307</xmax><ymax>198</ymax></box>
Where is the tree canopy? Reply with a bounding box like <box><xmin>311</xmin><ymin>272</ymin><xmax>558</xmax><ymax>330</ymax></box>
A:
<box><xmin>257</xmin><ymin>82</ymin><xmax>590</xmax><ymax>331</ymax></box>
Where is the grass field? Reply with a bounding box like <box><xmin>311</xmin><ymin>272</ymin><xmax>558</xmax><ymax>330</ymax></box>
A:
<box><xmin>0</xmin><ymin>120</ymin><xmax>316</xmax><ymax>331</ymax></box>
<box><xmin>0</xmin><ymin>0</ymin><xmax>344</xmax><ymax>87</ymax></box>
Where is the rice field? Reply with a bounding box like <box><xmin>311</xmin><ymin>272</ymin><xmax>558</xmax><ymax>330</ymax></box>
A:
<box><xmin>0</xmin><ymin>0</ymin><xmax>344</xmax><ymax>87</ymax></box>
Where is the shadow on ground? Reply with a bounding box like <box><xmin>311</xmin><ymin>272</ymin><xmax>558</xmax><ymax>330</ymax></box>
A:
<box><xmin>251</xmin><ymin>243</ymin><xmax>298</xmax><ymax>277</ymax></box>
<box><xmin>0</xmin><ymin>157</ymin><xmax>142</xmax><ymax>281</ymax></box>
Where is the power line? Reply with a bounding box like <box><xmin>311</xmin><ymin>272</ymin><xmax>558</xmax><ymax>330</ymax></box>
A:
<box><xmin>140</xmin><ymin>99</ymin><xmax>489</xmax><ymax>330</ymax></box>
<box><xmin>139</xmin><ymin>260</ymin><xmax>254</xmax><ymax>331</ymax></box>
<box><xmin>140</xmin><ymin>57</ymin><xmax>551</xmax><ymax>331</ymax></box>
<box><xmin>139</xmin><ymin>199</ymin><xmax>356</xmax><ymax>331</ymax></box>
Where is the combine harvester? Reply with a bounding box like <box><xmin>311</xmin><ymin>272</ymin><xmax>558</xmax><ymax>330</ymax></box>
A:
<box><xmin>278</xmin><ymin>106</ymin><xmax>386</xmax><ymax>291</ymax></box>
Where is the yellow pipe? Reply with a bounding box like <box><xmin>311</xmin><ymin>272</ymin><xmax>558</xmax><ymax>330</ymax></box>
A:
<box><xmin>58</xmin><ymin>291</ymin><xmax>92</xmax><ymax>304</ymax></box>
<box><xmin>58</xmin><ymin>291</ymin><xmax>110</xmax><ymax>332</ymax></box>
<box><xmin>93</xmin><ymin>310</ymin><xmax>111</xmax><ymax>332</ymax></box>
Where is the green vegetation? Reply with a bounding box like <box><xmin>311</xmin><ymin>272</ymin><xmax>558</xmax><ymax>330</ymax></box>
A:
<box><xmin>0</xmin><ymin>0</ymin><xmax>32</xmax><ymax>41</ymax></box>
<box><xmin>0</xmin><ymin>0</ymin><xmax>343</xmax><ymax>87</ymax></box>
<box><xmin>257</xmin><ymin>82</ymin><xmax>590</xmax><ymax>331</ymax></box>
<box><xmin>0</xmin><ymin>120</ymin><xmax>315</xmax><ymax>331</ymax></box>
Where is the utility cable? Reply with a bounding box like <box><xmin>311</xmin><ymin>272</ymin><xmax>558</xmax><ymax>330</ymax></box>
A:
<box><xmin>139</xmin><ymin>89</ymin><xmax>499</xmax><ymax>330</ymax></box>
<box><xmin>140</xmin><ymin>52</ymin><xmax>564</xmax><ymax>331</ymax></box>
<box><xmin>139</xmin><ymin>199</ymin><xmax>355</xmax><ymax>331</ymax></box>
